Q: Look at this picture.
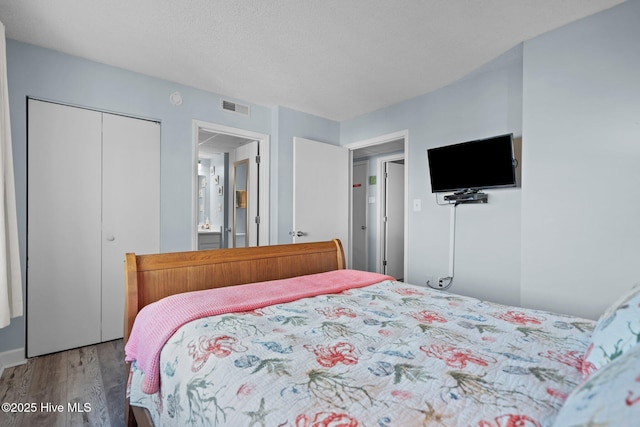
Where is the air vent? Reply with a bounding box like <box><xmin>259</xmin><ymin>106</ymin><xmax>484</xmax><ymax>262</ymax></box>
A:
<box><xmin>221</xmin><ymin>99</ymin><xmax>250</xmax><ymax>117</ymax></box>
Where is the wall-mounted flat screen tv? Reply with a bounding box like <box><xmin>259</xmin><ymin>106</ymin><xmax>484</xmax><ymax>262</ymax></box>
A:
<box><xmin>427</xmin><ymin>133</ymin><xmax>516</xmax><ymax>193</ymax></box>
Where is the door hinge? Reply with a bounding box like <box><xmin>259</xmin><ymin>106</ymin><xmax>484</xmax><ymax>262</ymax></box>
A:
<box><xmin>383</xmin><ymin>216</ymin><xmax>388</xmax><ymax>223</ymax></box>
<box><xmin>255</xmin><ymin>216</ymin><xmax>260</xmax><ymax>224</ymax></box>
<box><xmin>383</xmin><ymin>260</ymin><xmax>388</xmax><ymax>266</ymax></box>
<box><xmin>255</xmin><ymin>155</ymin><xmax>260</xmax><ymax>164</ymax></box>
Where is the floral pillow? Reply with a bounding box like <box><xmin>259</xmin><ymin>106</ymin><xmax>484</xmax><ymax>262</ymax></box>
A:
<box><xmin>582</xmin><ymin>283</ymin><xmax>640</xmax><ymax>376</ymax></box>
<box><xmin>553</xmin><ymin>343</ymin><xmax>640</xmax><ymax>427</ymax></box>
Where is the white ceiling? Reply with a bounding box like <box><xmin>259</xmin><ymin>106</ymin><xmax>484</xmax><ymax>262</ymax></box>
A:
<box><xmin>0</xmin><ymin>0</ymin><xmax>623</xmax><ymax>121</ymax></box>
<box><xmin>198</xmin><ymin>130</ymin><xmax>255</xmax><ymax>159</ymax></box>
<box><xmin>353</xmin><ymin>138</ymin><xmax>405</xmax><ymax>160</ymax></box>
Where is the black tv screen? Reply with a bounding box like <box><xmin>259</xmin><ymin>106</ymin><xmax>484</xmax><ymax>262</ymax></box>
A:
<box><xmin>427</xmin><ymin>134</ymin><xmax>516</xmax><ymax>193</ymax></box>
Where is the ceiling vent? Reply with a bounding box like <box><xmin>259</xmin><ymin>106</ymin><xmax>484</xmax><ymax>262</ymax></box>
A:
<box><xmin>221</xmin><ymin>99</ymin><xmax>250</xmax><ymax>117</ymax></box>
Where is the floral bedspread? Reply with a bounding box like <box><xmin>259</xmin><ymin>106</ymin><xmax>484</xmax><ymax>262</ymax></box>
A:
<box><xmin>128</xmin><ymin>279</ymin><xmax>594</xmax><ymax>426</ymax></box>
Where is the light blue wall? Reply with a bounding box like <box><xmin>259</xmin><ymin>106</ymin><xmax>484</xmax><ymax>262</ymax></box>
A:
<box><xmin>3</xmin><ymin>0</ymin><xmax>637</xmax><ymax>354</ymax></box>
<box><xmin>521</xmin><ymin>0</ymin><xmax>640</xmax><ymax>319</ymax></box>
<box><xmin>342</xmin><ymin>47</ymin><xmax>524</xmax><ymax>306</ymax></box>
<box><xmin>0</xmin><ymin>41</ymin><xmax>339</xmax><ymax>353</ymax></box>
<box><xmin>7</xmin><ymin>40</ymin><xmax>273</xmax><ymax>251</ymax></box>
<box><xmin>2</xmin><ymin>40</ymin><xmax>274</xmax><ymax>352</ymax></box>
<box><xmin>342</xmin><ymin>0</ymin><xmax>640</xmax><ymax>321</ymax></box>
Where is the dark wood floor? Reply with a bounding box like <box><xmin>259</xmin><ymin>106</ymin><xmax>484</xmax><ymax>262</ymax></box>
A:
<box><xmin>0</xmin><ymin>340</ymin><xmax>126</xmax><ymax>427</ymax></box>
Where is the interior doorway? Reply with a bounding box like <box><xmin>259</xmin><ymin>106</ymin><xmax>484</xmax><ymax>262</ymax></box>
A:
<box><xmin>347</xmin><ymin>131</ymin><xmax>408</xmax><ymax>279</ymax></box>
<box><xmin>192</xmin><ymin>120</ymin><xmax>270</xmax><ymax>250</ymax></box>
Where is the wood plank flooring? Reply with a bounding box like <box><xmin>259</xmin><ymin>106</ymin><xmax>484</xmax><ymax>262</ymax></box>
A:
<box><xmin>0</xmin><ymin>340</ymin><xmax>126</xmax><ymax>427</ymax></box>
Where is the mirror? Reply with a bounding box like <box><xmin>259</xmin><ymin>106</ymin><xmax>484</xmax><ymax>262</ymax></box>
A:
<box><xmin>196</xmin><ymin>157</ymin><xmax>224</xmax><ymax>250</ymax></box>
<box><xmin>197</xmin><ymin>173</ymin><xmax>207</xmax><ymax>226</ymax></box>
<box><xmin>233</xmin><ymin>159</ymin><xmax>249</xmax><ymax>248</ymax></box>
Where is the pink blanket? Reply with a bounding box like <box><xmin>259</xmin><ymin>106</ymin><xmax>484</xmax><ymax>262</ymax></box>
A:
<box><xmin>125</xmin><ymin>269</ymin><xmax>393</xmax><ymax>393</ymax></box>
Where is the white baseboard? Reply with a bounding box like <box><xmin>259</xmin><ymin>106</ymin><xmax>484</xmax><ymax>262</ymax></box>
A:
<box><xmin>0</xmin><ymin>347</ymin><xmax>26</xmax><ymax>378</ymax></box>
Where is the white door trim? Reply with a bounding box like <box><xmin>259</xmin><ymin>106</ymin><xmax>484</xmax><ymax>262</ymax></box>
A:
<box><xmin>192</xmin><ymin>120</ymin><xmax>270</xmax><ymax>249</ymax></box>
<box><xmin>345</xmin><ymin>130</ymin><xmax>408</xmax><ymax>151</ymax></box>
<box><xmin>345</xmin><ymin>130</ymin><xmax>408</xmax><ymax>278</ymax></box>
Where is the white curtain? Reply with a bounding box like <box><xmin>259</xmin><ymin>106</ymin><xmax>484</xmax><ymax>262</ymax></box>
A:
<box><xmin>0</xmin><ymin>20</ymin><xmax>22</xmax><ymax>329</ymax></box>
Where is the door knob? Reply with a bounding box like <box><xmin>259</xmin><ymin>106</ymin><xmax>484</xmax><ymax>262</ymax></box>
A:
<box><xmin>361</xmin><ymin>226</ymin><xmax>367</xmax><ymax>230</ymax></box>
<box><xmin>106</xmin><ymin>234</ymin><xmax>115</xmax><ymax>241</ymax></box>
<box><xmin>289</xmin><ymin>231</ymin><xmax>306</xmax><ymax>237</ymax></box>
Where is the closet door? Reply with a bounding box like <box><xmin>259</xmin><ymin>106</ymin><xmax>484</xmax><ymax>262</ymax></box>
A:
<box><xmin>101</xmin><ymin>113</ymin><xmax>160</xmax><ymax>341</ymax></box>
<box><xmin>27</xmin><ymin>100</ymin><xmax>161</xmax><ymax>356</ymax></box>
<box><xmin>27</xmin><ymin>100</ymin><xmax>103</xmax><ymax>357</ymax></box>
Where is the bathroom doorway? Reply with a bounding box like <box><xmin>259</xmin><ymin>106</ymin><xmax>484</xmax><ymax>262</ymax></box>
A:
<box><xmin>192</xmin><ymin>120</ymin><xmax>270</xmax><ymax>250</ymax></box>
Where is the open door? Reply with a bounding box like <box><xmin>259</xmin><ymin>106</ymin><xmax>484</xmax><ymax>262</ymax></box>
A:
<box><xmin>231</xmin><ymin>140</ymin><xmax>259</xmax><ymax>247</ymax></box>
<box><xmin>293</xmin><ymin>137</ymin><xmax>349</xmax><ymax>258</ymax></box>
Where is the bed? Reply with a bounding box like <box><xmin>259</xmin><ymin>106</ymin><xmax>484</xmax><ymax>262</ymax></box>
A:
<box><xmin>124</xmin><ymin>239</ymin><xmax>640</xmax><ymax>427</ymax></box>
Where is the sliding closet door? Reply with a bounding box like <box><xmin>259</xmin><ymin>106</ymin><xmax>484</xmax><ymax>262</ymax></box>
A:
<box><xmin>101</xmin><ymin>113</ymin><xmax>160</xmax><ymax>341</ymax></box>
<box><xmin>27</xmin><ymin>100</ymin><xmax>103</xmax><ymax>357</ymax></box>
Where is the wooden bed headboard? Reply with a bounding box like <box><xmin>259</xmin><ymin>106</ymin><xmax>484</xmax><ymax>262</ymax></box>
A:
<box><xmin>123</xmin><ymin>239</ymin><xmax>345</xmax><ymax>344</ymax></box>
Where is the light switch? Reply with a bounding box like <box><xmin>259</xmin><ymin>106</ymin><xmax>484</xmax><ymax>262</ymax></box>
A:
<box><xmin>413</xmin><ymin>199</ymin><xmax>421</xmax><ymax>212</ymax></box>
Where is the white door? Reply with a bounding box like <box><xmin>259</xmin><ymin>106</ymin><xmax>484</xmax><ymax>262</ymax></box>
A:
<box><xmin>101</xmin><ymin>113</ymin><xmax>160</xmax><ymax>341</ymax></box>
<box><xmin>293</xmin><ymin>137</ymin><xmax>349</xmax><ymax>255</ymax></box>
<box><xmin>231</xmin><ymin>141</ymin><xmax>259</xmax><ymax>247</ymax></box>
<box><xmin>352</xmin><ymin>161</ymin><xmax>368</xmax><ymax>271</ymax></box>
<box><xmin>27</xmin><ymin>100</ymin><xmax>102</xmax><ymax>357</ymax></box>
<box><xmin>383</xmin><ymin>161</ymin><xmax>405</xmax><ymax>279</ymax></box>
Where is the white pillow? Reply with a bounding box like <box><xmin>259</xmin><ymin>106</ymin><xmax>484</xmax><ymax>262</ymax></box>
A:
<box><xmin>582</xmin><ymin>283</ymin><xmax>640</xmax><ymax>377</ymax></box>
<box><xmin>554</xmin><ymin>343</ymin><xmax>640</xmax><ymax>427</ymax></box>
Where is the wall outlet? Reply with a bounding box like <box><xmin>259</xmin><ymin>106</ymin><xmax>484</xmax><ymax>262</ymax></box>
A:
<box><xmin>437</xmin><ymin>277</ymin><xmax>446</xmax><ymax>288</ymax></box>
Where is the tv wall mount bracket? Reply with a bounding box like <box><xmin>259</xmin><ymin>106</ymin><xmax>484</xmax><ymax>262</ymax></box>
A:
<box><xmin>443</xmin><ymin>189</ymin><xmax>488</xmax><ymax>204</ymax></box>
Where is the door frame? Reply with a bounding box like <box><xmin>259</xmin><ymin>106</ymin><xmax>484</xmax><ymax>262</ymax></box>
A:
<box><xmin>345</xmin><ymin>130</ymin><xmax>408</xmax><ymax>278</ymax></box>
<box><xmin>192</xmin><ymin>120</ymin><xmax>270</xmax><ymax>249</ymax></box>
